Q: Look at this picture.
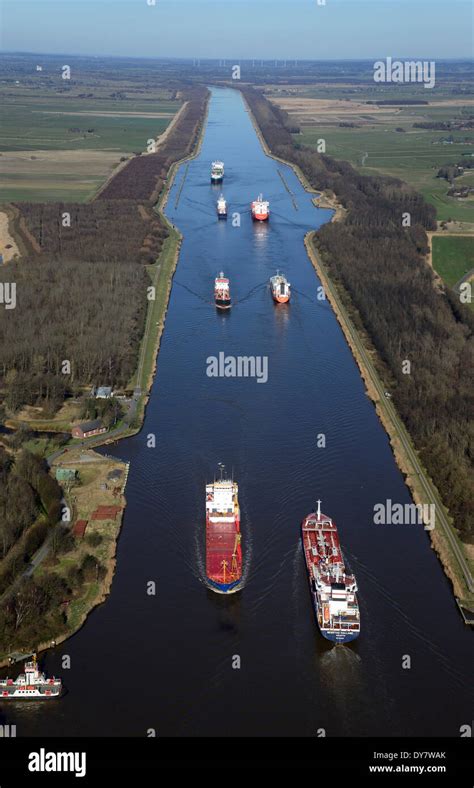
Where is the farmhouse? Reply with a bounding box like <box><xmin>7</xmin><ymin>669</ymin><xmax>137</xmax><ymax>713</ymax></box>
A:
<box><xmin>71</xmin><ymin>420</ymin><xmax>108</xmax><ymax>440</ymax></box>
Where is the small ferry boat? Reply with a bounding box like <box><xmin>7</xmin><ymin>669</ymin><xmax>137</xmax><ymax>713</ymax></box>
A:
<box><xmin>270</xmin><ymin>271</ymin><xmax>291</xmax><ymax>303</ymax></box>
<box><xmin>0</xmin><ymin>655</ymin><xmax>62</xmax><ymax>699</ymax></box>
<box><xmin>217</xmin><ymin>194</ymin><xmax>227</xmax><ymax>219</ymax></box>
<box><xmin>214</xmin><ymin>273</ymin><xmax>231</xmax><ymax>309</ymax></box>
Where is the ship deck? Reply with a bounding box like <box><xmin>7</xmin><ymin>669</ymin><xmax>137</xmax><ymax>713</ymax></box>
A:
<box><xmin>206</xmin><ymin>521</ymin><xmax>241</xmax><ymax>583</ymax></box>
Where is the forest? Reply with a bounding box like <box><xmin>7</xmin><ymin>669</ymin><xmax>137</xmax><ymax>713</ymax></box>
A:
<box><xmin>242</xmin><ymin>86</ymin><xmax>474</xmax><ymax>544</ymax></box>
<box><xmin>0</xmin><ymin>449</ymin><xmax>62</xmax><ymax>597</ymax></box>
<box><xmin>0</xmin><ymin>86</ymin><xmax>209</xmax><ymax>414</ymax></box>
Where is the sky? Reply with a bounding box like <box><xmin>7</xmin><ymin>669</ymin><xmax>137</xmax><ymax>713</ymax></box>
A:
<box><xmin>0</xmin><ymin>0</ymin><xmax>472</xmax><ymax>60</ymax></box>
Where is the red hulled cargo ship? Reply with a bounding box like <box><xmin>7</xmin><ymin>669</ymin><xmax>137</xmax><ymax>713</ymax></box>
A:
<box><xmin>251</xmin><ymin>194</ymin><xmax>270</xmax><ymax>221</ymax></box>
<box><xmin>205</xmin><ymin>467</ymin><xmax>242</xmax><ymax>593</ymax></box>
<box><xmin>301</xmin><ymin>501</ymin><xmax>360</xmax><ymax>643</ymax></box>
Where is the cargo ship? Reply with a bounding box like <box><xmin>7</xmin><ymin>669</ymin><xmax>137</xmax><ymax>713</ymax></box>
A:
<box><xmin>217</xmin><ymin>194</ymin><xmax>227</xmax><ymax>219</ymax></box>
<box><xmin>270</xmin><ymin>271</ymin><xmax>291</xmax><ymax>303</ymax></box>
<box><xmin>251</xmin><ymin>194</ymin><xmax>270</xmax><ymax>221</ymax></box>
<box><xmin>214</xmin><ymin>272</ymin><xmax>231</xmax><ymax>309</ymax></box>
<box><xmin>0</xmin><ymin>655</ymin><xmax>62</xmax><ymax>699</ymax></box>
<box><xmin>301</xmin><ymin>501</ymin><xmax>360</xmax><ymax>643</ymax></box>
<box><xmin>205</xmin><ymin>466</ymin><xmax>242</xmax><ymax>593</ymax></box>
<box><xmin>211</xmin><ymin>161</ymin><xmax>224</xmax><ymax>183</ymax></box>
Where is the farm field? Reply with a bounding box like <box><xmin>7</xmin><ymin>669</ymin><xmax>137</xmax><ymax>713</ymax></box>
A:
<box><xmin>0</xmin><ymin>149</ymin><xmax>128</xmax><ymax>202</ymax></box>
<box><xmin>0</xmin><ymin>80</ymin><xmax>182</xmax><ymax>201</ymax></box>
<box><xmin>271</xmin><ymin>93</ymin><xmax>474</xmax><ymax>223</ymax></box>
<box><xmin>431</xmin><ymin>235</ymin><xmax>474</xmax><ymax>288</ymax></box>
<box><xmin>0</xmin><ymin>95</ymin><xmax>178</xmax><ymax>152</ymax></box>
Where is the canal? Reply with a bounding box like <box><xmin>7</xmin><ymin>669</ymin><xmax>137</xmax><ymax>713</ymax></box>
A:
<box><xmin>5</xmin><ymin>87</ymin><xmax>473</xmax><ymax>737</ymax></box>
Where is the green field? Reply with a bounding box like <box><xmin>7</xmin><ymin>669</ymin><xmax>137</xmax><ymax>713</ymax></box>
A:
<box><xmin>0</xmin><ymin>93</ymin><xmax>181</xmax><ymax>202</ymax></box>
<box><xmin>0</xmin><ymin>96</ymin><xmax>180</xmax><ymax>153</ymax></box>
<box><xmin>298</xmin><ymin>122</ymin><xmax>474</xmax><ymax>223</ymax></box>
<box><xmin>432</xmin><ymin>236</ymin><xmax>474</xmax><ymax>288</ymax></box>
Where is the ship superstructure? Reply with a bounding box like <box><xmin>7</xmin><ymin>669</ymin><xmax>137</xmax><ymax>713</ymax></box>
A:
<box><xmin>301</xmin><ymin>501</ymin><xmax>360</xmax><ymax>643</ymax></box>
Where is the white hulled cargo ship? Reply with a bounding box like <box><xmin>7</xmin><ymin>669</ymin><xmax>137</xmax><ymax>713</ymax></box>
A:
<box><xmin>211</xmin><ymin>161</ymin><xmax>224</xmax><ymax>183</ymax></box>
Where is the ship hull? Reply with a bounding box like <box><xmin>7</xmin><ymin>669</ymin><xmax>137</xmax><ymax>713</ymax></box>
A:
<box><xmin>272</xmin><ymin>293</ymin><xmax>290</xmax><ymax>304</ymax></box>
<box><xmin>211</xmin><ymin>176</ymin><xmax>223</xmax><ymax>184</ymax></box>
<box><xmin>309</xmin><ymin>590</ymin><xmax>359</xmax><ymax>643</ymax></box>
<box><xmin>252</xmin><ymin>213</ymin><xmax>269</xmax><ymax>222</ymax></box>
<box><xmin>0</xmin><ymin>690</ymin><xmax>61</xmax><ymax>699</ymax></box>
<box><xmin>215</xmin><ymin>299</ymin><xmax>231</xmax><ymax>309</ymax></box>
<box><xmin>217</xmin><ymin>212</ymin><xmax>227</xmax><ymax>220</ymax></box>
<box><xmin>207</xmin><ymin>577</ymin><xmax>242</xmax><ymax>594</ymax></box>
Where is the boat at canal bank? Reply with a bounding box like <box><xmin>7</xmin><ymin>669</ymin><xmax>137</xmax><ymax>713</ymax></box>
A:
<box><xmin>0</xmin><ymin>655</ymin><xmax>62</xmax><ymax>699</ymax></box>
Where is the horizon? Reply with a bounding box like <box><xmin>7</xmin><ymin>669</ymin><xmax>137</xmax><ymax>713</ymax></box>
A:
<box><xmin>1</xmin><ymin>0</ymin><xmax>472</xmax><ymax>60</ymax></box>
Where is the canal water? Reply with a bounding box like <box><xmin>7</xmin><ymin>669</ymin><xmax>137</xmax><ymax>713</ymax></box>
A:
<box><xmin>4</xmin><ymin>88</ymin><xmax>472</xmax><ymax>737</ymax></box>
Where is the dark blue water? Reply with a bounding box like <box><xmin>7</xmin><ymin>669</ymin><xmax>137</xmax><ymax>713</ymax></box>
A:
<box><xmin>4</xmin><ymin>88</ymin><xmax>472</xmax><ymax>737</ymax></box>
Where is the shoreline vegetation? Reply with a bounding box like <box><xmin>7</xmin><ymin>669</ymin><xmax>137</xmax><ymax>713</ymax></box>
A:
<box><xmin>0</xmin><ymin>87</ymin><xmax>210</xmax><ymax>666</ymax></box>
<box><xmin>240</xmin><ymin>85</ymin><xmax>474</xmax><ymax>610</ymax></box>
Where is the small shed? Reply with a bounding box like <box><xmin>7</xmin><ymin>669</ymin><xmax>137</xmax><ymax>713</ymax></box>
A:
<box><xmin>96</xmin><ymin>386</ymin><xmax>113</xmax><ymax>399</ymax></box>
<box><xmin>73</xmin><ymin>520</ymin><xmax>88</xmax><ymax>538</ymax></box>
<box><xmin>55</xmin><ymin>467</ymin><xmax>77</xmax><ymax>483</ymax></box>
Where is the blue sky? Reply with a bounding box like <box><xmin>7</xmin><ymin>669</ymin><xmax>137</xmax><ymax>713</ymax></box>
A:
<box><xmin>1</xmin><ymin>0</ymin><xmax>472</xmax><ymax>59</ymax></box>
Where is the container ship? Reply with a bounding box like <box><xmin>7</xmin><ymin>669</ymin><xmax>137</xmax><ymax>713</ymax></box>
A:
<box><xmin>270</xmin><ymin>272</ymin><xmax>291</xmax><ymax>303</ymax></box>
<box><xmin>205</xmin><ymin>467</ymin><xmax>242</xmax><ymax>593</ymax></box>
<box><xmin>211</xmin><ymin>161</ymin><xmax>224</xmax><ymax>183</ymax></box>
<box><xmin>0</xmin><ymin>655</ymin><xmax>62</xmax><ymax>699</ymax></box>
<box><xmin>301</xmin><ymin>501</ymin><xmax>360</xmax><ymax>643</ymax></box>
<box><xmin>217</xmin><ymin>194</ymin><xmax>227</xmax><ymax>219</ymax></box>
<box><xmin>251</xmin><ymin>194</ymin><xmax>270</xmax><ymax>221</ymax></box>
<box><xmin>214</xmin><ymin>272</ymin><xmax>231</xmax><ymax>309</ymax></box>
